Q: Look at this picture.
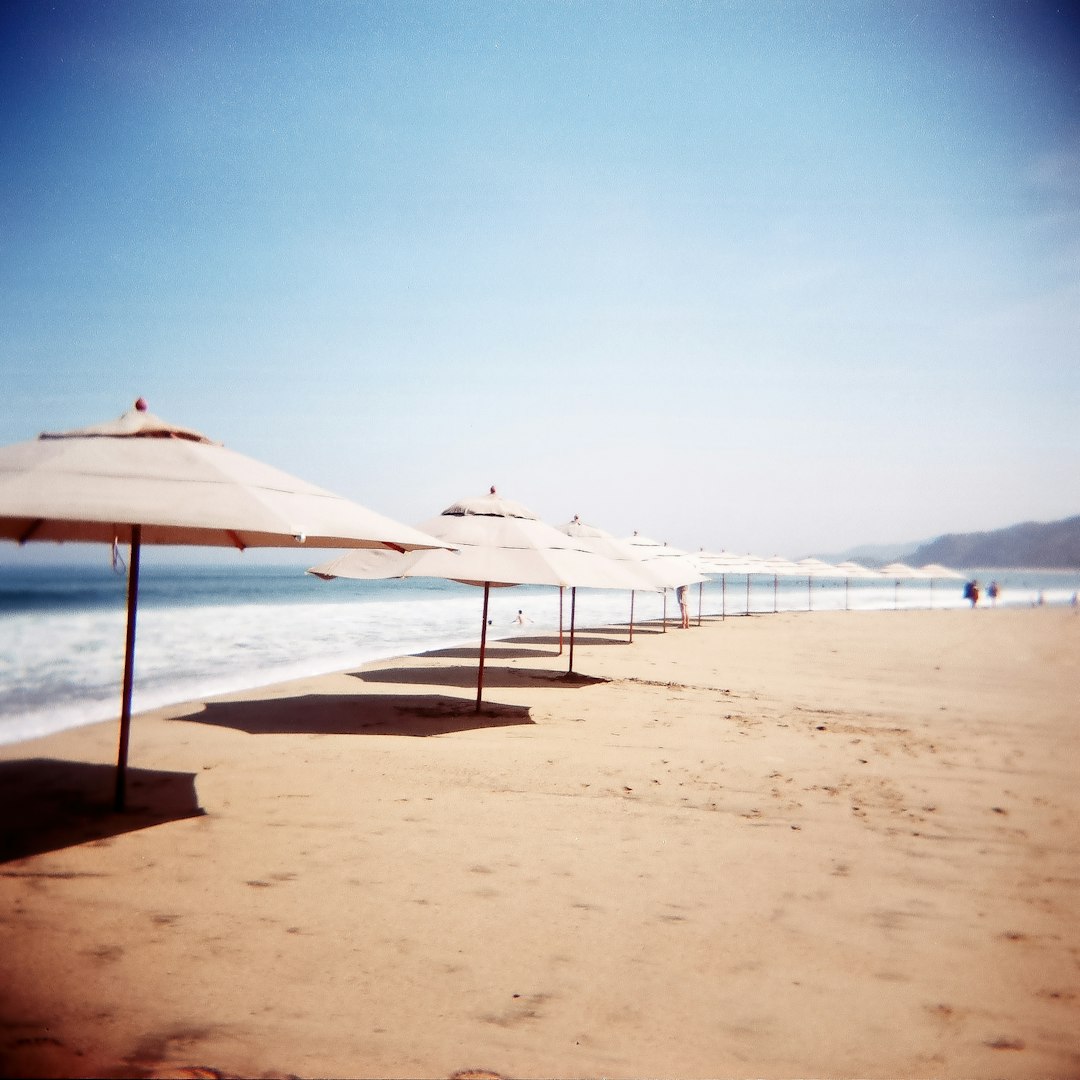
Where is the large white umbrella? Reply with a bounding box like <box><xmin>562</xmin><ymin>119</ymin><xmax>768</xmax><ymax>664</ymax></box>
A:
<box><xmin>880</xmin><ymin>561</ymin><xmax>924</xmax><ymax>610</ymax></box>
<box><xmin>309</xmin><ymin>488</ymin><xmax>645</xmax><ymax>709</ymax></box>
<box><xmin>918</xmin><ymin>562</ymin><xmax>967</xmax><ymax>607</ymax></box>
<box><xmin>557</xmin><ymin>515</ymin><xmax>664</xmax><ymax>657</ymax></box>
<box><xmin>795</xmin><ymin>557</ymin><xmax>844</xmax><ymax>611</ymax></box>
<box><xmin>0</xmin><ymin>399</ymin><xmax>448</xmax><ymax>809</ymax></box>
<box><xmin>622</xmin><ymin>532</ymin><xmax>707</xmax><ymax>628</ymax></box>
<box><xmin>699</xmin><ymin>552</ymin><xmax>768</xmax><ymax>617</ymax></box>
<box><xmin>834</xmin><ymin>560</ymin><xmax>881</xmax><ymax>610</ymax></box>
<box><xmin>758</xmin><ymin>555</ymin><xmax>802</xmax><ymax>613</ymax></box>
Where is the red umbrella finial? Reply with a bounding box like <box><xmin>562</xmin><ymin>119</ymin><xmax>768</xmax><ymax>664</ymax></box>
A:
<box><xmin>135</xmin><ymin>397</ymin><xmax>148</xmax><ymax>412</ymax></box>
<box><xmin>489</xmin><ymin>485</ymin><xmax>497</xmax><ymax>495</ymax></box>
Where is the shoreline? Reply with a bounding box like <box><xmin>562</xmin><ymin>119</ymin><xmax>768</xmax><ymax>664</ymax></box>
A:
<box><xmin>1</xmin><ymin>606</ymin><xmax>1078</xmax><ymax>1078</ymax></box>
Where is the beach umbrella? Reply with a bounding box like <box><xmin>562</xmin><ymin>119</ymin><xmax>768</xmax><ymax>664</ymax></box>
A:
<box><xmin>834</xmin><ymin>560</ymin><xmax>880</xmax><ymax>610</ymax></box>
<box><xmin>879</xmin><ymin>562</ymin><xmax>923</xmax><ymax>610</ymax></box>
<box><xmin>795</xmin><ymin>557</ymin><xmax>843</xmax><ymax>611</ymax></box>
<box><xmin>759</xmin><ymin>555</ymin><xmax>802</xmax><ymax>613</ymax></box>
<box><xmin>696</xmin><ymin>551</ymin><xmax>755</xmax><ymax>620</ymax></box>
<box><xmin>918</xmin><ymin>562</ymin><xmax>966</xmax><ymax>607</ymax></box>
<box><xmin>0</xmin><ymin>399</ymin><xmax>449</xmax><ymax>810</ymax></box>
<box><xmin>309</xmin><ymin>488</ymin><xmax>645</xmax><ymax>709</ymax></box>
<box><xmin>700</xmin><ymin>552</ymin><xmax>768</xmax><ymax>616</ymax></box>
<box><xmin>557</xmin><ymin>516</ymin><xmax>664</xmax><ymax>658</ymax></box>
<box><xmin>622</xmin><ymin>533</ymin><xmax>707</xmax><ymax>629</ymax></box>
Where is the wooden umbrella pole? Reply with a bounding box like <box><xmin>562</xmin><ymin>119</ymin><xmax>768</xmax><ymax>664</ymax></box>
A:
<box><xmin>114</xmin><ymin>524</ymin><xmax>141</xmax><ymax>812</ymax></box>
<box><xmin>476</xmin><ymin>582</ymin><xmax>491</xmax><ymax>712</ymax></box>
<box><xmin>628</xmin><ymin>590</ymin><xmax>635</xmax><ymax>643</ymax></box>
<box><xmin>568</xmin><ymin>587</ymin><xmax>577</xmax><ymax>673</ymax></box>
<box><xmin>558</xmin><ymin>586</ymin><xmax>564</xmax><ymax>655</ymax></box>
<box><xmin>722</xmin><ymin>574</ymin><xmax>726</xmax><ymax>620</ymax></box>
<box><xmin>697</xmin><ymin>580</ymin><xmax>703</xmax><ymax>626</ymax></box>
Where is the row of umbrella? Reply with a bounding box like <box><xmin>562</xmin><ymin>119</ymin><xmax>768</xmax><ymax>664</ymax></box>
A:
<box><xmin>308</xmin><ymin>496</ymin><xmax>707</xmax><ymax>708</ymax></box>
<box><xmin>695</xmin><ymin>551</ymin><xmax>966</xmax><ymax>613</ymax></box>
<box><xmin>0</xmin><ymin>402</ymin><xmax>706</xmax><ymax>808</ymax></box>
<box><xmin>0</xmin><ymin>400</ymin><xmax>966</xmax><ymax>812</ymax></box>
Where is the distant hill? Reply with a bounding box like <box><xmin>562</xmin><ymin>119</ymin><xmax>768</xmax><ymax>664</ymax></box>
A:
<box><xmin>910</xmin><ymin>515</ymin><xmax>1080</xmax><ymax>570</ymax></box>
<box><xmin>818</xmin><ymin>540</ymin><xmax>921</xmax><ymax>565</ymax></box>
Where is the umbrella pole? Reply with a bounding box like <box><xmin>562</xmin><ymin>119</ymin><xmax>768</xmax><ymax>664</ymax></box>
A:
<box><xmin>808</xmin><ymin>577</ymin><xmax>812</xmax><ymax>612</ymax></box>
<box><xmin>476</xmin><ymin>583</ymin><xmax>491</xmax><ymax>712</ymax></box>
<box><xmin>568</xmin><ymin>587</ymin><xmax>577</xmax><ymax>673</ymax></box>
<box><xmin>662</xmin><ymin>589</ymin><xmax>667</xmax><ymax>632</ymax></box>
<box><xmin>773</xmin><ymin>574</ymin><xmax>778</xmax><ymax>614</ymax></box>
<box><xmin>746</xmin><ymin>574</ymin><xmax>751</xmax><ymax>615</ymax></box>
<box><xmin>114</xmin><ymin>525</ymin><xmax>141</xmax><ymax>812</ymax></box>
<box><xmin>697</xmin><ymin>580</ymin><xmax>703</xmax><ymax>627</ymax></box>
<box><xmin>722</xmin><ymin>574</ymin><xmax>726</xmax><ymax>621</ymax></box>
<box><xmin>558</xmin><ymin>586</ymin><xmax>564</xmax><ymax>655</ymax></box>
<box><xmin>629</xmin><ymin>591</ymin><xmax>635</xmax><ymax>643</ymax></box>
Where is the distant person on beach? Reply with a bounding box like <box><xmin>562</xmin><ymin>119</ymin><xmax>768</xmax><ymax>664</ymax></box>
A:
<box><xmin>963</xmin><ymin>580</ymin><xmax>979</xmax><ymax>607</ymax></box>
<box><xmin>513</xmin><ymin>609</ymin><xmax>532</xmax><ymax>627</ymax></box>
<box><xmin>676</xmin><ymin>584</ymin><xmax>690</xmax><ymax>629</ymax></box>
<box><xmin>988</xmin><ymin>581</ymin><xmax>999</xmax><ymax>605</ymax></box>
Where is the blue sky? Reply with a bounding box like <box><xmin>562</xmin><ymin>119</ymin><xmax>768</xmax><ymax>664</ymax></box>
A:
<box><xmin>2</xmin><ymin>0</ymin><xmax>1078</xmax><ymax>558</ymax></box>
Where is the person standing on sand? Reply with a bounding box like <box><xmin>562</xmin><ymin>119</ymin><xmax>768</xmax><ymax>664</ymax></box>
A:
<box><xmin>676</xmin><ymin>584</ymin><xmax>690</xmax><ymax>629</ymax></box>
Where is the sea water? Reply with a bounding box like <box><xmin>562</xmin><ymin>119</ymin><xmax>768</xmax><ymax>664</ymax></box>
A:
<box><xmin>1</xmin><ymin>555</ymin><xmax>1076</xmax><ymax>746</ymax></box>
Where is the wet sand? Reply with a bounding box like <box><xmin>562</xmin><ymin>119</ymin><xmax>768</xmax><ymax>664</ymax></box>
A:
<box><xmin>1</xmin><ymin>606</ymin><xmax>1078</xmax><ymax>1079</ymax></box>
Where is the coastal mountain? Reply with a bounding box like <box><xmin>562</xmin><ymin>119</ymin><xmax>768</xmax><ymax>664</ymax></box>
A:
<box><xmin>817</xmin><ymin>514</ymin><xmax>1080</xmax><ymax>570</ymax></box>
<box><xmin>909</xmin><ymin>515</ymin><xmax>1080</xmax><ymax>570</ymax></box>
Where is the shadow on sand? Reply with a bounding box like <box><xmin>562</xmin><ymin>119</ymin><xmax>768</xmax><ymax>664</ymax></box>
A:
<box><xmin>352</xmin><ymin>665</ymin><xmax>608</xmax><ymax>691</ymax></box>
<box><xmin>170</xmin><ymin>691</ymin><xmax>534</xmax><ymax>737</ymax></box>
<box><xmin>0</xmin><ymin>759</ymin><xmax>204</xmax><ymax>863</ymax></box>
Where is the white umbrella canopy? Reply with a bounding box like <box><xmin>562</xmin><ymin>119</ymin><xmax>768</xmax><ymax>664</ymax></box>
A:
<box><xmin>311</xmin><ymin>490</ymin><xmax>644</xmax><ymax>591</ymax></box>
<box><xmin>622</xmin><ymin>532</ymin><xmax>707</xmax><ymax>630</ymax></box>
<box><xmin>834</xmin><ymin>560</ymin><xmax>882</xmax><ymax>610</ymax></box>
<box><xmin>796</xmin><ymin>557</ymin><xmax>843</xmax><ymax>577</ymax></box>
<box><xmin>698</xmin><ymin>552</ymin><xmax>770</xmax><ymax>616</ymax></box>
<box><xmin>0</xmin><ymin>399</ymin><xmax>449</xmax><ymax>810</ymax></box>
<box><xmin>0</xmin><ymin>402</ymin><xmax>446</xmax><ymax>551</ymax></box>
<box><xmin>556</xmin><ymin>515</ymin><xmax>665</xmax><ymax>657</ymax></box>
<box><xmin>880</xmin><ymin>561</ymin><xmax>923</xmax><ymax>577</ymax></box>
<box><xmin>835</xmin><ymin>560</ymin><xmax>880</xmax><ymax>578</ymax></box>
<box><xmin>879</xmin><ymin>561</ymin><xmax>924</xmax><ymax>609</ymax></box>
<box><xmin>309</xmin><ymin>488</ymin><xmax>646</xmax><ymax>708</ymax></box>
<box><xmin>918</xmin><ymin>562</ymin><xmax>967</xmax><ymax>607</ymax></box>
<box><xmin>622</xmin><ymin>532</ymin><xmax>707</xmax><ymax>588</ymax></box>
<box><xmin>795</xmin><ymin>557</ymin><xmax>845</xmax><ymax>611</ymax></box>
<box><xmin>918</xmin><ymin>562</ymin><xmax>966</xmax><ymax>580</ymax></box>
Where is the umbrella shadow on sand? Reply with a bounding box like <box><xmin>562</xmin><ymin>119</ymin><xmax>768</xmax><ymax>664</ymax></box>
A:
<box><xmin>420</xmin><ymin>644</ymin><xmax>555</xmax><ymax>661</ymax></box>
<box><xmin>508</xmin><ymin>632</ymin><xmax>635</xmax><ymax>649</ymax></box>
<box><xmin>0</xmin><ymin>759</ymin><xmax>204</xmax><ymax>863</ymax></box>
<box><xmin>352</xmin><ymin>666</ymin><xmax>608</xmax><ymax>691</ymax></box>
<box><xmin>171</xmin><ymin>692</ymin><xmax>534</xmax><ymax>737</ymax></box>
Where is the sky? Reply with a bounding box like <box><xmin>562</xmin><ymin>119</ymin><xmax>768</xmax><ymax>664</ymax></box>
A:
<box><xmin>2</xmin><ymin>0</ymin><xmax>1078</xmax><ymax>560</ymax></box>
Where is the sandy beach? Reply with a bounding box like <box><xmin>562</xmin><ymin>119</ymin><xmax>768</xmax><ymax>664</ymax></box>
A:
<box><xmin>1</xmin><ymin>606</ymin><xmax>1077</xmax><ymax>1079</ymax></box>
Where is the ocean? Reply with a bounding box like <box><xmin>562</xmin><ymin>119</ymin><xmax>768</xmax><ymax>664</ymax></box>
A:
<box><xmin>1</xmin><ymin>556</ymin><xmax>1077</xmax><ymax>746</ymax></box>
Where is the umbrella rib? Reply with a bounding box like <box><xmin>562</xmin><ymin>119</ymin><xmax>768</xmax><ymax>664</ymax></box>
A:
<box><xmin>227</xmin><ymin>530</ymin><xmax>247</xmax><ymax>551</ymax></box>
<box><xmin>18</xmin><ymin>519</ymin><xmax>44</xmax><ymax>543</ymax></box>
